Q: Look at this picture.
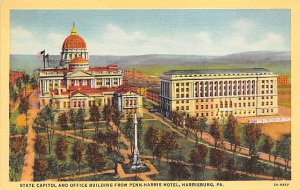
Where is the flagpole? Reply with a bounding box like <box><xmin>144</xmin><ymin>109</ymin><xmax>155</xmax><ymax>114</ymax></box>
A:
<box><xmin>43</xmin><ymin>49</ymin><xmax>45</xmax><ymax>69</ymax></box>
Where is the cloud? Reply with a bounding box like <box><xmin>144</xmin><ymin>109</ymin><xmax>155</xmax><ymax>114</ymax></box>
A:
<box><xmin>11</xmin><ymin>22</ymin><xmax>289</xmax><ymax>56</ymax></box>
<box><xmin>11</xmin><ymin>26</ymin><xmax>65</xmax><ymax>55</ymax></box>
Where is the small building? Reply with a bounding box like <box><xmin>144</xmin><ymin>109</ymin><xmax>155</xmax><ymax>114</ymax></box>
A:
<box><xmin>277</xmin><ymin>76</ymin><xmax>289</xmax><ymax>85</ymax></box>
<box><xmin>10</xmin><ymin>71</ymin><xmax>24</xmax><ymax>84</ymax></box>
<box><xmin>147</xmin><ymin>88</ymin><xmax>160</xmax><ymax>105</ymax></box>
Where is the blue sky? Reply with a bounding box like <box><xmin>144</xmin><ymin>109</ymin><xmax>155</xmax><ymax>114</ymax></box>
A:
<box><xmin>11</xmin><ymin>10</ymin><xmax>290</xmax><ymax>55</ymax></box>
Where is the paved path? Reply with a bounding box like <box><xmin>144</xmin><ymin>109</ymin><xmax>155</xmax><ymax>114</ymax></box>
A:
<box><xmin>20</xmin><ymin>90</ymin><xmax>39</xmax><ymax>181</ymax></box>
<box><xmin>143</xmin><ymin>108</ymin><xmax>290</xmax><ymax>168</ymax></box>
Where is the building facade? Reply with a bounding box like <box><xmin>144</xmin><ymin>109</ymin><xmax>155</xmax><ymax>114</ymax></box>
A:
<box><xmin>38</xmin><ymin>24</ymin><xmax>143</xmax><ymax>116</ymax></box>
<box><xmin>277</xmin><ymin>76</ymin><xmax>289</xmax><ymax>85</ymax></box>
<box><xmin>147</xmin><ymin>88</ymin><xmax>160</xmax><ymax>105</ymax></box>
<box><xmin>160</xmin><ymin>68</ymin><xmax>278</xmax><ymax>119</ymax></box>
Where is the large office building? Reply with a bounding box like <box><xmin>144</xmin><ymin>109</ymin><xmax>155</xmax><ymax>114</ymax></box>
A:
<box><xmin>38</xmin><ymin>24</ymin><xmax>143</xmax><ymax>116</ymax></box>
<box><xmin>160</xmin><ymin>68</ymin><xmax>278</xmax><ymax>119</ymax></box>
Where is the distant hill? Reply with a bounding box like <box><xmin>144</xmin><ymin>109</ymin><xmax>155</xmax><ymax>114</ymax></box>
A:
<box><xmin>10</xmin><ymin>51</ymin><xmax>290</xmax><ymax>75</ymax></box>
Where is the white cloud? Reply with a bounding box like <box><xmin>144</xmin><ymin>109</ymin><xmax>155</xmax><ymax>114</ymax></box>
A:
<box><xmin>11</xmin><ymin>22</ymin><xmax>289</xmax><ymax>56</ymax></box>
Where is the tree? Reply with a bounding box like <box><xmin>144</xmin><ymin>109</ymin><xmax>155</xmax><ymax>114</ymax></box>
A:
<box><xmin>58</xmin><ymin>112</ymin><xmax>69</xmax><ymax>136</ymax></box>
<box><xmin>9</xmin><ymin>85</ymin><xmax>18</xmax><ymax>102</ymax></box>
<box><xmin>169</xmin><ymin>161</ymin><xmax>191</xmax><ymax>180</ymax></box>
<box><xmin>144</xmin><ymin>126</ymin><xmax>160</xmax><ymax>162</ymax></box>
<box><xmin>159</xmin><ymin>131</ymin><xmax>179</xmax><ymax>162</ymax></box>
<box><xmin>224</xmin><ymin>115</ymin><xmax>239</xmax><ymax>150</ymax></box>
<box><xmin>169</xmin><ymin>111</ymin><xmax>184</xmax><ymax>127</ymax></box>
<box><xmin>69</xmin><ymin>109</ymin><xmax>77</xmax><ymax>137</ymax></box>
<box><xmin>124</xmin><ymin>115</ymin><xmax>134</xmax><ymax>154</ymax></box>
<box><xmin>209</xmin><ymin>148</ymin><xmax>226</xmax><ymax>178</ymax></box>
<box><xmin>29</xmin><ymin>76</ymin><xmax>38</xmax><ymax>89</ymax></box>
<box><xmin>44</xmin><ymin>105</ymin><xmax>56</xmax><ymax>154</ymax></box>
<box><xmin>10</xmin><ymin>136</ymin><xmax>26</xmax><ymax>181</ymax></box>
<box><xmin>16</xmin><ymin>78</ymin><xmax>23</xmax><ymax>93</ymax></box>
<box><xmin>55</xmin><ymin>135</ymin><xmax>68</xmax><ymax>180</ymax></box>
<box><xmin>55</xmin><ymin>135</ymin><xmax>68</xmax><ymax>161</ymax></box>
<box><xmin>243</xmin><ymin>155</ymin><xmax>259</xmax><ymax>179</ymax></box>
<box><xmin>209</xmin><ymin>118</ymin><xmax>222</xmax><ymax>148</ymax></box>
<box><xmin>71</xmin><ymin>140</ymin><xmax>85</xmax><ymax>174</ymax></box>
<box><xmin>34</xmin><ymin>135</ymin><xmax>47</xmax><ymax>157</ymax></box>
<box><xmin>22</xmin><ymin>73</ymin><xmax>30</xmax><ymax>95</ymax></box>
<box><xmin>19</xmin><ymin>95</ymin><xmax>30</xmax><ymax>127</ymax></box>
<box><xmin>189</xmin><ymin>144</ymin><xmax>208</xmax><ymax>178</ymax></box>
<box><xmin>186</xmin><ymin>116</ymin><xmax>197</xmax><ymax>145</ymax></box>
<box><xmin>276</xmin><ymin>134</ymin><xmax>291</xmax><ymax>179</ymax></box>
<box><xmin>196</xmin><ymin>116</ymin><xmax>208</xmax><ymax>140</ymax></box>
<box><xmin>137</xmin><ymin>117</ymin><xmax>143</xmax><ymax>152</ymax></box>
<box><xmin>105</xmin><ymin>130</ymin><xmax>119</xmax><ymax>153</ymax></box>
<box><xmin>34</xmin><ymin>158</ymin><xmax>49</xmax><ymax>181</ymax></box>
<box><xmin>93</xmin><ymin>131</ymin><xmax>106</xmax><ymax>145</ymax></box>
<box><xmin>103</xmin><ymin>104</ymin><xmax>113</xmax><ymax>129</ymax></box>
<box><xmin>85</xmin><ymin>143</ymin><xmax>106</xmax><ymax>175</ymax></box>
<box><xmin>77</xmin><ymin>108</ymin><xmax>86</xmax><ymax>140</ymax></box>
<box><xmin>262</xmin><ymin>135</ymin><xmax>274</xmax><ymax>162</ymax></box>
<box><xmin>89</xmin><ymin>104</ymin><xmax>101</xmax><ymax>134</ymax></box>
<box><xmin>244</xmin><ymin>123</ymin><xmax>262</xmax><ymax>156</ymax></box>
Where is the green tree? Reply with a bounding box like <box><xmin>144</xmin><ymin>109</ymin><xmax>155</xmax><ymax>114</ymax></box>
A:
<box><xmin>19</xmin><ymin>95</ymin><xmax>30</xmax><ymax>127</ymax></box>
<box><xmin>243</xmin><ymin>155</ymin><xmax>259</xmax><ymax>179</ymax></box>
<box><xmin>189</xmin><ymin>144</ymin><xmax>208</xmax><ymax>178</ymax></box>
<box><xmin>34</xmin><ymin>158</ymin><xmax>49</xmax><ymax>181</ymax></box>
<box><xmin>137</xmin><ymin>117</ymin><xmax>143</xmax><ymax>152</ymax></box>
<box><xmin>89</xmin><ymin>104</ymin><xmax>101</xmax><ymax>134</ymax></box>
<box><xmin>262</xmin><ymin>135</ymin><xmax>274</xmax><ymax>162</ymax></box>
<box><xmin>55</xmin><ymin>135</ymin><xmax>69</xmax><ymax>180</ymax></box>
<box><xmin>159</xmin><ymin>131</ymin><xmax>179</xmax><ymax>162</ymax></box>
<box><xmin>69</xmin><ymin>109</ymin><xmax>77</xmax><ymax>137</ymax></box>
<box><xmin>34</xmin><ymin>135</ymin><xmax>47</xmax><ymax>157</ymax></box>
<box><xmin>209</xmin><ymin>148</ymin><xmax>226</xmax><ymax>178</ymax></box>
<box><xmin>209</xmin><ymin>118</ymin><xmax>222</xmax><ymax>148</ymax></box>
<box><xmin>186</xmin><ymin>116</ymin><xmax>197</xmax><ymax>144</ymax></box>
<box><xmin>22</xmin><ymin>73</ymin><xmax>30</xmax><ymax>95</ymax></box>
<box><xmin>85</xmin><ymin>143</ymin><xmax>106</xmax><ymax>175</ymax></box>
<box><xmin>9</xmin><ymin>85</ymin><xmax>18</xmax><ymax>102</ymax></box>
<box><xmin>124</xmin><ymin>115</ymin><xmax>134</xmax><ymax>154</ymax></box>
<box><xmin>169</xmin><ymin>161</ymin><xmax>191</xmax><ymax>180</ymax></box>
<box><xmin>71</xmin><ymin>140</ymin><xmax>85</xmax><ymax>174</ymax></box>
<box><xmin>112</xmin><ymin>106</ymin><xmax>122</xmax><ymax>134</ymax></box>
<box><xmin>196</xmin><ymin>116</ymin><xmax>208</xmax><ymax>140</ymax></box>
<box><xmin>144</xmin><ymin>126</ymin><xmax>160</xmax><ymax>162</ymax></box>
<box><xmin>29</xmin><ymin>76</ymin><xmax>38</xmax><ymax>89</ymax></box>
<box><xmin>58</xmin><ymin>112</ymin><xmax>69</xmax><ymax>136</ymax></box>
<box><xmin>244</xmin><ymin>123</ymin><xmax>262</xmax><ymax>156</ymax></box>
<box><xmin>77</xmin><ymin>108</ymin><xmax>86</xmax><ymax>140</ymax></box>
<box><xmin>276</xmin><ymin>134</ymin><xmax>291</xmax><ymax>179</ymax></box>
<box><xmin>16</xmin><ymin>78</ymin><xmax>23</xmax><ymax>93</ymax></box>
<box><xmin>103</xmin><ymin>104</ymin><xmax>113</xmax><ymax>129</ymax></box>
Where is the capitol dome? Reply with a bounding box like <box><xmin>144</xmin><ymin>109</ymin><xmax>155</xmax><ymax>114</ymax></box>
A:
<box><xmin>60</xmin><ymin>23</ymin><xmax>89</xmax><ymax>66</ymax></box>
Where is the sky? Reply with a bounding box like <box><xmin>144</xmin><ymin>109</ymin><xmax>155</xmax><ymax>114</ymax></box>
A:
<box><xmin>11</xmin><ymin>10</ymin><xmax>290</xmax><ymax>56</ymax></box>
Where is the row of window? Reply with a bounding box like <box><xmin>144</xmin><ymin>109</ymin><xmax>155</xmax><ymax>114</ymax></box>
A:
<box><xmin>195</xmin><ymin>108</ymin><xmax>274</xmax><ymax>117</ymax></box>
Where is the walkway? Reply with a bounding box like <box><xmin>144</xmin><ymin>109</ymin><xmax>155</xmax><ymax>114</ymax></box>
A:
<box><xmin>20</xmin><ymin>89</ymin><xmax>39</xmax><ymax>181</ymax></box>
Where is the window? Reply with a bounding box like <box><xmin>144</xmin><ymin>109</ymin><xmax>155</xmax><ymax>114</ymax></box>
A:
<box><xmin>186</xmin><ymin>83</ymin><xmax>189</xmax><ymax>86</ymax></box>
<box><xmin>196</xmin><ymin>105</ymin><xmax>199</xmax><ymax>109</ymax></box>
<box><xmin>181</xmin><ymin>100</ymin><xmax>184</xmax><ymax>103</ymax></box>
<box><xmin>176</xmin><ymin>106</ymin><xmax>179</xmax><ymax>111</ymax></box>
<box><xmin>206</xmin><ymin>105</ymin><xmax>208</xmax><ymax>109</ymax></box>
<box><xmin>186</xmin><ymin>106</ymin><xmax>189</xmax><ymax>110</ymax></box>
<box><xmin>176</xmin><ymin>88</ymin><xmax>179</xmax><ymax>92</ymax></box>
<box><xmin>262</xmin><ymin>102</ymin><xmax>264</xmax><ymax>106</ymax></box>
<box><xmin>176</xmin><ymin>83</ymin><xmax>179</xmax><ymax>86</ymax></box>
<box><xmin>201</xmin><ymin>105</ymin><xmax>204</xmax><ymax>109</ymax></box>
<box><xmin>271</xmin><ymin>101</ymin><xmax>273</xmax><ymax>105</ymax></box>
<box><xmin>181</xmin><ymin>106</ymin><xmax>184</xmax><ymax>110</ymax></box>
<box><xmin>176</xmin><ymin>101</ymin><xmax>179</xmax><ymax>104</ymax></box>
<box><xmin>206</xmin><ymin>113</ymin><xmax>208</xmax><ymax>116</ymax></box>
<box><xmin>211</xmin><ymin>105</ymin><xmax>213</xmax><ymax>109</ymax></box>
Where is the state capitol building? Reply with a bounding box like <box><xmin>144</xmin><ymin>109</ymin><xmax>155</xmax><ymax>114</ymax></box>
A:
<box><xmin>38</xmin><ymin>24</ymin><xmax>143</xmax><ymax>116</ymax></box>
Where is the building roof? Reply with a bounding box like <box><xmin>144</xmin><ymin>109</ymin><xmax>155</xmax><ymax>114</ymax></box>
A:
<box><xmin>163</xmin><ymin>68</ymin><xmax>272</xmax><ymax>75</ymax></box>
<box><xmin>62</xmin><ymin>24</ymin><xmax>86</xmax><ymax>49</ymax></box>
<box><xmin>70</xmin><ymin>57</ymin><xmax>88</xmax><ymax>64</ymax></box>
<box><xmin>148</xmin><ymin>88</ymin><xmax>160</xmax><ymax>93</ymax></box>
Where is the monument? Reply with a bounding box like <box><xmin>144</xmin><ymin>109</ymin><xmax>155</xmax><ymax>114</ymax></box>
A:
<box><xmin>130</xmin><ymin>113</ymin><xmax>144</xmax><ymax>170</ymax></box>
